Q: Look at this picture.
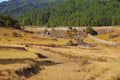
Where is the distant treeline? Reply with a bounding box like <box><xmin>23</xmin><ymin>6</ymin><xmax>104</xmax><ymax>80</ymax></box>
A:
<box><xmin>0</xmin><ymin>14</ymin><xmax>21</xmax><ymax>29</ymax></box>
<box><xmin>15</xmin><ymin>0</ymin><xmax>120</xmax><ymax>27</ymax></box>
<box><xmin>0</xmin><ymin>0</ymin><xmax>63</xmax><ymax>15</ymax></box>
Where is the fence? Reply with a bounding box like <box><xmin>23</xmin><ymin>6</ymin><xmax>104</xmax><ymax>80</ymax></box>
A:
<box><xmin>88</xmin><ymin>34</ymin><xmax>118</xmax><ymax>46</ymax></box>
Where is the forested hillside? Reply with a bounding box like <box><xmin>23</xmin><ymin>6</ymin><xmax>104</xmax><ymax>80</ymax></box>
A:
<box><xmin>0</xmin><ymin>14</ymin><xmax>21</xmax><ymax>29</ymax></box>
<box><xmin>14</xmin><ymin>0</ymin><xmax>120</xmax><ymax>27</ymax></box>
<box><xmin>0</xmin><ymin>0</ymin><xmax>63</xmax><ymax>15</ymax></box>
<box><xmin>1</xmin><ymin>0</ymin><xmax>120</xmax><ymax>27</ymax></box>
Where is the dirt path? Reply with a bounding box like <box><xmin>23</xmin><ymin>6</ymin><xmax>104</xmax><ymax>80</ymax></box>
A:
<box><xmin>28</xmin><ymin>48</ymin><xmax>84</xmax><ymax>80</ymax></box>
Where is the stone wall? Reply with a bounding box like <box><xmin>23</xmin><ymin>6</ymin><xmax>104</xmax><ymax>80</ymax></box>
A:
<box><xmin>88</xmin><ymin>34</ymin><xmax>118</xmax><ymax>46</ymax></box>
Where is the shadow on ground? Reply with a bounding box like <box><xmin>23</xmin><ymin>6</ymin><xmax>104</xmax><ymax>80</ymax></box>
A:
<box><xmin>36</xmin><ymin>60</ymin><xmax>62</xmax><ymax>66</ymax></box>
<box><xmin>0</xmin><ymin>58</ymin><xmax>62</xmax><ymax>66</ymax></box>
<box><xmin>0</xmin><ymin>58</ymin><xmax>62</xmax><ymax>78</ymax></box>
<box><xmin>35</xmin><ymin>53</ymin><xmax>48</xmax><ymax>59</ymax></box>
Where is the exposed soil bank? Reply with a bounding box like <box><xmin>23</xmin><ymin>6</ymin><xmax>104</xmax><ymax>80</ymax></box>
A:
<box><xmin>0</xmin><ymin>62</ymin><xmax>41</xmax><ymax>80</ymax></box>
<box><xmin>15</xmin><ymin>63</ymin><xmax>40</xmax><ymax>78</ymax></box>
<box><xmin>0</xmin><ymin>46</ymin><xmax>26</xmax><ymax>51</ymax></box>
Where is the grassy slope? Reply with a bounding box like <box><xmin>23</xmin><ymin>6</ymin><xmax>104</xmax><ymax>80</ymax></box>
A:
<box><xmin>0</xmin><ymin>49</ymin><xmax>37</xmax><ymax>59</ymax></box>
<box><xmin>0</xmin><ymin>27</ymin><xmax>69</xmax><ymax>46</ymax></box>
<box><xmin>0</xmin><ymin>27</ymin><xmax>120</xmax><ymax>80</ymax></box>
<box><xmin>22</xmin><ymin>43</ymin><xmax>119</xmax><ymax>80</ymax></box>
<box><xmin>0</xmin><ymin>27</ymin><xmax>69</xmax><ymax>79</ymax></box>
<box><xmin>0</xmin><ymin>49</ymin><xmax>38</xmax><ymax>79</ymax></box>
<box><xmin>82</xmin><ymin>27</ymin><xmax>120</xmax><ymax>44</ymax></box>
<box><xmin>31</xmin><ymin>44</ymin><xmax>120</xmax><ymax>80</ymax></box>
<box><xmin>25</xmin><ymin>27</ymin><xmax>120</xmax><ymax>80</ymax></box>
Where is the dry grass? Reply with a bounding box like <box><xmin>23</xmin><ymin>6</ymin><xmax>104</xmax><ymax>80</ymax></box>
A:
<box><xmin>0</xmin><ymin>27</ymin><xmax>70</xmax><ymax>46</ymax></box>
<box><xmin>0</xmin><ymin>48</ymin><xmax>37</xmax><ymax>69</ymax></box>
<box><xmin>0</xmin><ymin>27</ymin><xmax>120</xmax><ymax>80</ymax></box>
<box><xmin>29</xmin><ymin>44</ymin><xmax>120</xmax><ymax>80</ymax></box>
<box><xmin>81</xmin><ymin>27</ymin><xmax>120</xmax><ymax>45</ymax></box>
<box><xmin>0</xmin><ymin>49</ymin><xmax>37</xmax><ymax>59</ymax></box>
<box><xmin>0</xmin><ymin>49</ymin><xmax>42</xmax><ymax>80</ymax></box>
<box><xmin>93</xmin><ymin>27</ymin><xmax>120</xmax><ymax>43</ymax></box>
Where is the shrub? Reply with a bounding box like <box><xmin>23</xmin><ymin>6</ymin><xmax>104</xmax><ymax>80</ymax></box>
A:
<box><xmin>3</xmin><ymin>33</ymin><xmax>8</xmax><ymax>36</ymax></box>
<box><xmin>80</xmin><ymin>57</ymin><xmax>90</xmax><ymax>65</ymax></box>
<box><xmin>7</xmin><ymin>39</ymin><xmax>11</xmax><ymax>42</ymax></box>
<box><xmin>67</xmin><ymin>30</ymin><xmax>73</xmax><ymax>39</ymax></box>
<box><xmin>44</xmin><ymin>28</ymin><xmax>48</xmax><ymax>33</ymax></box>
<box><xmin>12</xmin><ymin>32</ymin><xmax>22</xmax><ymax>37</ymax></box>
<box><xmin>72</xmin><ymin>28</ymin><xmax>77</xmax><ymax>32</ymax></box>
<box><xmin>86</xmin><ymin>27</ymin><xmax>98</xmax><ymax>35</ymax></box>
<box><xmin>66</xmin><ymin>40</ymin><xmax>74</xmax><ymax>46</ymax></box>
<box><xmin>68</xmin><ymin>26</ymin><xmax>73</xmax><ymax>31</ymax></box>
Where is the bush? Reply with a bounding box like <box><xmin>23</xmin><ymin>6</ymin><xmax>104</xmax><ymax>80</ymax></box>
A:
<box><xmin>7</xmin><ymin>39</ymin><xmax>11</xmax><ymax>42</ymax></box>
<box><xmin>12</xmin><ymin>32</ymin><xmax>22</xmax><ymax>37</ymax></box>
<box><xmin>68</xmin><ymin>26</ymin><xmax>73</xmax><ymax>31</ymax></box>
<box><xmin>67</xmin><ymin>30</ymin><xmax>73</xmax><ymax>39</ymax></box>
<box><xmin>80</xmin><ymin>57</ymin><xmax>90</xmax><ymax>65</ymax></box>
<box><xmin>86</xmin><ymin>27</ymin><xmax>98</xmax><ymax>35</ymax></box>
<box><xmin>68</xmin><ymin>27</ymin><xmax>77</xmax><ymax>32</ymax></box>
<box><xmin>72</xmin><ymin>28</ymin><xmax>77</xmax><ymax>32</ymax></box>
<box><xmin>66</xmin><ymin>40</ymin><xmax>74</xmax><ymax>46</ymax></box>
